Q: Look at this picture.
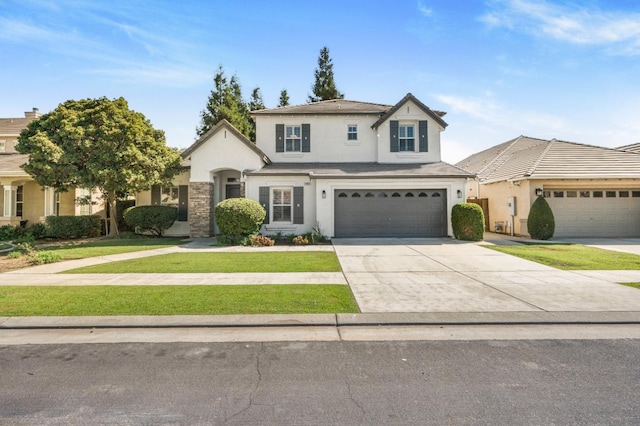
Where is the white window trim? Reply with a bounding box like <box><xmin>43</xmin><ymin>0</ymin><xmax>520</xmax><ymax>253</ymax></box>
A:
<box><xmin>347</xmin><ymin>124</ymin><xmax>358</xmax><ymax>141</ymax></box>
<box><xmin>285</xmin><ymin>125</ymin><xmax>301</xmax><ymax>152</ymax></box>
<box><xmin>272</xmin><ymin>187</ymin><xmax>293</xmax><ymax>223</ymax></box>
<box><xmin>398</xmin><ymin>123</ymin><xmax>415</xmax><ymax>152</ymax></box>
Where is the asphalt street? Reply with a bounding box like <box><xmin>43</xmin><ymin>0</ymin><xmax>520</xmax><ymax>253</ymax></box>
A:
<box><xmin>1</xmin><ymin>339</ymin><xmax>639</xmax><ymax>425</ymax></box>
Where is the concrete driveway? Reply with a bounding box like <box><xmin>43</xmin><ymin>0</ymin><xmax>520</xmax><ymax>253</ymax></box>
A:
<box><xmin>332</xmin><ymin>238</ymin><xmax>640</xmax><ymax>313</ymax></box>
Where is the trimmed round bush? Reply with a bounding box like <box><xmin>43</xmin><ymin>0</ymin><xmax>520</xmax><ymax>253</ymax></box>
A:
<box><xmin>527</xmin><ymin>196</ymin><xmax>555</xmax><ymax>240</ymax></box>
<box><xmin>123</xmin><ymin>205</ymin><xmax>178</xmax><ymax>237</ymax></box>
<box><xmin>215</xmin><ymin>198</ymin><xmax>266</xmax><ymax>242</ymax></box>
<box><xmin>451</xmin><ymin>203</ymin><xmax>485</xmax><ymax>241</ymax></box>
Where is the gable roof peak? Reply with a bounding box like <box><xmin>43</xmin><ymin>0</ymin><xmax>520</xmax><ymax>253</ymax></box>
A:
<box><xmin>371</xmin><ymin>93</ymin><xmax>448</xmax><ymax>129</ymax></box>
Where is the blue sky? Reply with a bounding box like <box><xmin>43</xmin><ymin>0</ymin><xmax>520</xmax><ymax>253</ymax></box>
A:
<box><xmin>2</xmin><ymin>0</ymin><xmax>639</xmax><ymax>162</ymax></box>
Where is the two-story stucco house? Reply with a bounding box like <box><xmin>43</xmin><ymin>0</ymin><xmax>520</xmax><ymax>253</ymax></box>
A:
<box><xmin>1</xmin><ymin>109</ymin><xmax>105</xmax><ymax>228</ymax></box>
<box><xmin>163</xmin><ymin>93</ymin><xmax>473</xmax><ymax>238</ymax></box>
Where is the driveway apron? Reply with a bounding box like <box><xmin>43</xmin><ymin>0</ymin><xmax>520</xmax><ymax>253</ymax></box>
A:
<box><xmin>332</xmin><ymin>238</ymin><xmax>640</xmax><ymax>313</ymax></box>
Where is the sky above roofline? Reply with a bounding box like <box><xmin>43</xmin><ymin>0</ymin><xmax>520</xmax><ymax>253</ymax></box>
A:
<box><xmin>1</xmin><ymin>0</ymin><xmax>639</xmax><ymax>163</ymax></box>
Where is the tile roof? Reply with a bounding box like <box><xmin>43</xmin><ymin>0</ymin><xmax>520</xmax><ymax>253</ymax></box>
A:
<box><xmin>251</xmin><ymin>94</ymin><xmax>448</xmax><ymax>129</ymax></box>
<box><xmin>456</xmin><ymin>136</ymin><xmax>640</xmax><ymax>183</ymax></box>
<box><xmin>0</xmin><ymin>117</ymin><xmax>33</xmax><ymax>136</ymax></box>
<box><xmin>246</xmin><ymin>162</ymin><xmax>473</xmax><ymax>179</ymax></box>
<box><xmin>0</xmin><ymin>153</ymin><xmax>29</xmax><ymax>175</ymax></box>
<box><xmin>251</xmin><ymin>99</ymin><xmax>392</xmax><ymax>115</ymax></box>
<box><xmin>617</xmin><ymin>142</ymin><xmax>640</xmax><ymax>153</ymax></box>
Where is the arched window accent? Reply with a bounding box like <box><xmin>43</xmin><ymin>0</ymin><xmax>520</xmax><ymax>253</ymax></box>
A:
<box><xmin>432</xmin><ymin>192</ymin><xmax>441</xmax><ymax>197</ymax></box>
<box><xmin>405</xmin><ymin>192</ymin><xmax>414</xmax><ymax>197</ymax></box>
<box><xmin>418</xmin><ymin>192</ymin><xmax>428</xmax><ymax>197</ymax></box>
<box><xmin>365</xmin><ymin>192</ymin><xmax>374</xmax><ymax>197</ymax></box>
<box><xmin>377</xmin><ymin>192</ymin><xmax>388</xmax><ymax>197</ymax></box>
<box><xmin>338</xmin><ymin>192</ymin><xmax>348</xmax><ymax>198</ymax></box>
<box><xmin>392</xmin><ymin>192</ymin><xmax>401</xmax><ymax>197</ymax></box>
<box><xmin>352</xmin><ymin>192</ymin><xmax>361</xmax><ymax>197</ymax></box>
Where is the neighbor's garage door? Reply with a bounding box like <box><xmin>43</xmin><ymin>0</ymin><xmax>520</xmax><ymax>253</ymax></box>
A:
<box><xmin>545</xmin><ymin>189</ymin><xmax>640</xmax><ymax>237</ymax></box>
<box><xmin>334</xmin><ymin>189</ymin><xmax>447</xmax><ymax>237</ymax></box>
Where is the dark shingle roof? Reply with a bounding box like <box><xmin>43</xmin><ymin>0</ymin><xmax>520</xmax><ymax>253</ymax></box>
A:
<box><xmin>456</xmin><ymin>136</ymin><xmax>640</xmax><ymax>183</ymax></box>
<box><xmin>247</xmin><ymin>162</ymin><xmax>473</xmax><ymax>179</ymax></box>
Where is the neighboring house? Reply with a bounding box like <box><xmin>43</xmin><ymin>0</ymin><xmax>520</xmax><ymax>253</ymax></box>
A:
<box><xmin>165</xmin><ymin>93</ymin><xmax>473</xmax><ymax>238</ymax></box>
<box><xmin>456</xmin><ymin>136</ymin><xmax>640</xmax><ymax>238</ymax></box>
<box><xmin>0</xmin><ymin>109</ymin><xmax>104</xmax><ymax>228</ymax></box>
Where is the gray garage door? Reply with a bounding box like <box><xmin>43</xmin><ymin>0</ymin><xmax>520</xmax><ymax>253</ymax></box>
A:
<box><xmin>334</xmin><ymin>189</ymin><xmax>447</xmax><ymax>237</ymax></box>
<box><xmin>545</xmin><ymin>189</ymin><xmax>640</xmax><ymax>237</ymax></box>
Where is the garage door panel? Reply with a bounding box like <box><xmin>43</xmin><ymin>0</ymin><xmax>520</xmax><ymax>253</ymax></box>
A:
<box><xmin>546</xmin><ymin>189</ymin><xmax>640</xmax><ymax>237</ymax></box>
<box><xmin>334</xmin><ymin>189</ymin><xmax>447</xmax><ymax>238</ymax></box>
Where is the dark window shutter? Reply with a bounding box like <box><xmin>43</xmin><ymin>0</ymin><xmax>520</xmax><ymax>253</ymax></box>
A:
<box><xmin>293</xmin><ymin>186</ymin><xmax>304</xmax><ymax>224</ymax></box>
<box><xmin>178</xmin><ymin>185</ymin><xmax>188</xmax><ymax>221</ymax></box>
<box><xmin>390</xmin><ymin>120</ymin><xmax>399</xmax><ymax>152</ymax></box>
<box><xmin>259</xmin><ymin>187</ymin><xmax>270</xmax><ymax>224</ymax></box>
<box><xmin>151</xmin><ymin>185</ymin><xmax>161</xmax><ymax>205</ymax></box>
<box><xmin>301</xmin><ymin>124</ymin><xmax>310</xmax><ymax>152</ymax></box>
<box><xmin>419</xmin><ymin>120</ymin><xmax>428</xmax><ymax>152</ymax></box>
<box><xmin>275</xmin><ymin>124</ymin><xmax>284</xmax><ymax>152</ymax></box>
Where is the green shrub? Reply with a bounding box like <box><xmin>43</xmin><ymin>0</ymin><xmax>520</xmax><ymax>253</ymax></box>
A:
<box><xmin>451</xmin><ymin>203</ymin><xmax>485</xmax><ymax>241</ymax></box>
<box><xmin>214</xmin><ymin>198</ymin><xmax>266</xmax><ymax>244</ymax></box>
<box><xmin>0</xmin><ymin>224</ymin><xmax>27</xmax><ymax>241</ymax></box>
<box><xmin>28</xmin><ymin>250</ymin><xmax>61</xmax><ymax>265</ymax></box>
<box><xmin>527</xmin><ymin>196</ymin><xmax>555</xmax><ymax>240</ymax></box>
<box><xmin>7</xmin><ymin>250</ymin><xmax>21</xmax><ymax>259</ymax></box>
<box><xmin>123</xmin><ymin>205</ymin><xmax>178</xmax><ymax>237</ymax></box>
<box><xmin>46</xmin><ymin>215</ymin><xmax>102</xmax><ymax>239</ymax></box>
<box><xmin>27</xmin><ymin>223</ymin><xmax>48</xmax><ymax>240</ymax></box>
<box><xmin>117</xmin><ymin>199</ymin><xmax>136</xmax><ymax>232</ymax></box>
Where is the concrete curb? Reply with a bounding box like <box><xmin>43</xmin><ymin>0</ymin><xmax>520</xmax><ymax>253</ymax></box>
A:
<box><xmin>2</xmin><ymin>312</ymin><xmax>640</xmax><ymax>330</ymax></box>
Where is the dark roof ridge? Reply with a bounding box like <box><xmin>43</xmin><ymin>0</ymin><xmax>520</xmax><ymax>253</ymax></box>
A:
<box><xmin>371</xmin><ymin>93</ymin><xmax>448</xmax><ymax>129</ymax></box>
<box><xmin>251</xmin><ymin>98</ymin><xmax>392</xmax><ymax>114</ymax></box>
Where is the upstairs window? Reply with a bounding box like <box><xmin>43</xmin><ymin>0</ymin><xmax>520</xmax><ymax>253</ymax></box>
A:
<box><xmin>347</xmin><ymin>125</ymin><xmax>358</xmax><ymax>140</ymax></box>
<box><xmin>398</xmin><ymin>124</ymin><xmax>415</xmax><ymax>151</ymax></box>
<box><xmin>285</xmin><ymin>126</ymin><xmax>301</xmax><ymax>152</ymax></box>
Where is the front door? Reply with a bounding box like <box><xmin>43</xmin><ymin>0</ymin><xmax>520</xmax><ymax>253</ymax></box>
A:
<box><xmin>226</xmin><ymin>184</ymin><xmax>241</xmax><ymax>199</ymax></box>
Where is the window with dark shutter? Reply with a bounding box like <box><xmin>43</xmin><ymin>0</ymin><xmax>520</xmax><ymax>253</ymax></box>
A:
<box><xmin>390</xmin><ymin>120</ymin><xmax>399</xmax><ymax>152</ymax></box>
<box><xmin>419</xmin><ymin>120</ymin><xmax>428</xmax><ymax>152</ymax></box>
<box><xmin>275</xmin><ymin>124</ymin><xmax>284</xmax><ymax>152</ymax></box>
<box><xmin>259</xmin><ymin>187</ymin><xmax>270</xmax><ymax>223</ymax></box>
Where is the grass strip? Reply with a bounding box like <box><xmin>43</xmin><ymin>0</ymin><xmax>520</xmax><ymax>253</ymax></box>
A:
<box><xmin>44</xmin><ymin>237</ymin><xmax>186</xmax><ymax>260</ymax></box>
<box><xmin>0</xmin><ymin>285</ymin><xmax>359</xmax><ymax>316</ymax></box>
<box><xmin>621</xmin><ymin>283</ymin><xmax>640</xmax><ymax>290</ymax></box>
<box><xmin>64</xmin><ymin>251</ymin><xmax>342</xmax><ymax>274</ymax></box>
<box><xmin>483</xmin><ymin>244</ymin><xmax>640</xmax><ymax>270</ymax></box>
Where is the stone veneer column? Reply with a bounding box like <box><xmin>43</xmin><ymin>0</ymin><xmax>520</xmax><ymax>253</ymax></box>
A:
<box><xmin>189</xmin><ymin>182</ymin><xmax>214</xmax><ymax>237</ymax></box>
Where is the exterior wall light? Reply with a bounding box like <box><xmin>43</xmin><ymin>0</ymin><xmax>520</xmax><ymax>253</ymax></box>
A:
<box><xmin>457</xmin><ymin>189</ymin><xmax>462</xmax><ymax>198</ymax></box>
<box><xmin>322</xmin><ymin>190</ymin><xmax>326</xmax><ymax>199</ymax></box>
<box><xmin>535</xmin><ymin>188</ymin><xmax>543</xmax><ymax>196</ymax></box>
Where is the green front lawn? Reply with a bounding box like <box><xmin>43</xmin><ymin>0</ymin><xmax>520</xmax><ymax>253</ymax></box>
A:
<box><xmin>64</xmin><ymin>251</ymin><xmax>342</xmax><ymax>273</ymax></box>
<box><xmin>484</xmin><ymin>244</ymin><xmax>640</xmax><ymax>270</ymax></box>
<box><xmin>0</xmin><ymin>285</ymin><xmax>359</xmax><ymax>316</ymax></box>
<box><xmin>622</xmin><ymin>283</ymin><xmax>640</xmax><ymax>290</ymax></box>
<box><xmin>43</xmin><ymin>237</ymin><xmax>186</xmax><ymax>260</ymax></box>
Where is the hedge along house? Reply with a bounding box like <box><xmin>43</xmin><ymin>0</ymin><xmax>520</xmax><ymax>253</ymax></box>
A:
<box><xmin>174</xmin><ymin>93</ymin><xmax>473</xmax><ymax>238</ymax></box>
<box><xmin>456</xmin><ymin>136</ymin><xmax>640</xmax><ymax>238</ymax></box>
<box><xmin>0</xmin><ymin>109</ymin><xmax>105</xmax><ymax>228</ymax></box>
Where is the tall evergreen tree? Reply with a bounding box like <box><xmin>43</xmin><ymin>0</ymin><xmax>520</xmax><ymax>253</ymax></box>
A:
<box><xmin>248</xmin><ymin>87</ymin><xmax>265</xmax><ymax>141</ymax></box>
<box><xmin>197</xmin><ymin>66</ymin><xmax>251</xmax><ymax>138</ymax></box>
<box><xmin>308</xmin><ymin>46</ymin><xmax>344</xmax><ymax>102</ymax></box>
<box><xmin>278</xmin><ymin>89</ymin><xmax>290</xmax><ymax>107</ymax></box>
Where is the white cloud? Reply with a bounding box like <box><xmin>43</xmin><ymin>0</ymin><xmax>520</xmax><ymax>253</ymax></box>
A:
<box><xmin>480</xmin><ymin>0</ymin><xmax>640</xmax><ymax>55</ymax></box>
<box><xmin>418</xmin><ymin>1</ymin><xmax>433</xmax><ymax>17</ymax></box>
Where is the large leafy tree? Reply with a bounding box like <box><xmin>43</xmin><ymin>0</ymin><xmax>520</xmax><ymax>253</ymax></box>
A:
<box><xmin>197</xmin><ymin>66</ymin><xmax>252</xmax><ymax>139</ymax></box>
<box><xmin>16</xmin><ymin>97</ymin><xmax>183</xmax><ymax>236</ymax></box>
<box><xmin>308</xmin><ymin>46</ymin><xmax>344</xmax><ymax>102</ymax></box>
